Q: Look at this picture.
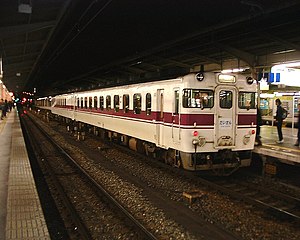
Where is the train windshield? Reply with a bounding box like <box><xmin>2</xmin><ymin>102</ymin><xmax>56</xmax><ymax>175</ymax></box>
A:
<box><xmin>238</xmin><ymin>92</ymin><xmax>256</xmax><ymax>109</ymax></box>
<box><xmin>182</xmin><ymin>89</ymin><xmax>214</xmax><ymax>108</ymax></box>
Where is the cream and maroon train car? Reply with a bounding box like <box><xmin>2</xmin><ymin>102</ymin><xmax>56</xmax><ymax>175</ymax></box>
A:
<box><xmin>37</xmin><ymin>72</ymin><xmax>257</xmax><ymax>174</ymax></box>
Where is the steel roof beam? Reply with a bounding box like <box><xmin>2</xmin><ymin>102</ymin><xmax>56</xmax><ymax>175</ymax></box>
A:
<box><xmin>0</xmin><ymin>21</ymin><xmax>56</xmax><ymax>39</ymax></box>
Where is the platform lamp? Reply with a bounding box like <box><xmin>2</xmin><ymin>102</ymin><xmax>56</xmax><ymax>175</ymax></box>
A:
<box><xmin>18</xmin><ymin>0</ymin><xmax>32</xmax><ymax>14</ymax></box>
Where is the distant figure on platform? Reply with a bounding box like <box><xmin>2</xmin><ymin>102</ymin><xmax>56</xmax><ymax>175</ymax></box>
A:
<box><xmin>2</xmin><ymin>100</ymin><xmax>8</xmax><ymax>117</ymax></box>
<box><xmin>275</xmin><ymin>98</ymin><xmax>284</xmax><ymax>143</ymax></box>
<box><xmin>255</xmin><ymin>107</ymin><xmax>262</xmax><ymax>146</ymax></box>
<box><xmin>294</xmin><ymin>103</ymin><xmax>300</xmax><ymax>146</ymax></box>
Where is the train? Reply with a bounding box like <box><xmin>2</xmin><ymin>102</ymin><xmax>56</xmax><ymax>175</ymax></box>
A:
<box><xmin>36</xmin><ymin>72</ymin><xmax>257</xmax><ymax>175</ymax></box>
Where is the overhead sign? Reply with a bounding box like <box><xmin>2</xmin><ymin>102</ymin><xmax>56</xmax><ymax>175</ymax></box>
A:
<box><xmin>270</xmin><ymin>65</ymin><xmax>300</xmax><ymax>87</ymax></box>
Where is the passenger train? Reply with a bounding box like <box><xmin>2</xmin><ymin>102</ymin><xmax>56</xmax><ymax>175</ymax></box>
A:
<box><xmin>36</xmin><ymin>72</ymin><xmax>257</xmax><ymax>175</ymax></box>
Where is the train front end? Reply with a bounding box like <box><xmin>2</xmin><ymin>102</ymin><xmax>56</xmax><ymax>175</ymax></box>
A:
<box><xmin>178</xmin><ymin>73</ymin><xmax>257</xmax><ymax>174</ymax></box>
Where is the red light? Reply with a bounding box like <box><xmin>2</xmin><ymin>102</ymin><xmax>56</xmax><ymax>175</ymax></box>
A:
<box><xmin>251</xmin><ymin>130</ymin><xmax>255</xmax><ymax>134</ymax></box>
<box><xmin>193</xmin><ymin>131</ymin><xmax>198</xmax><ymax>136</ymax></box>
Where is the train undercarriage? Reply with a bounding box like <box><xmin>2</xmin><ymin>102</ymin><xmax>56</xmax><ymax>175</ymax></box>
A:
<box><xmin>38</xmin><ymin>110</ymin><xmax>252</xmax><ymax>176</ymax></box>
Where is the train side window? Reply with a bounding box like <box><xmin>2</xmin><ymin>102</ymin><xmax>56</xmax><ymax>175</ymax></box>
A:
<box><xmin>84</xmin><ymin>97</ymin><xmax>88</xmax><ymax>109</ymax></box>
<box><xmin>219</xmin><ymin>90</ymin><xmax>232</xmax><ymax>109</ymax></box>
<box><xmin>114</xmin><ymin>95</ymin><xmax>119</xmax><ymax>112</ymax></box>
<box><xmin>77</xmin><ymin>98</ymin><xmax>79</xmax><ymax>108</ymax></box>
<box><xmin>133</xmin><ymin>93</ymin><xmax>141</xmax><ymax>114</ymax></box>
<box><xmin>81</xmin><ymin>97</ymin><xmax>84</xmax><ymax>108</ymax></box>
<box><xmin>89</xmin><ymin>97</ymin><xmax>92</xmax><ymax>109</ymax></box>
<box><xmin>174</xmin><ymin>90</ymin><xmax>179</xmax><ymax>114</ymax></box>
<box><xmin>146</xmin><ymin>93</ymin><xmax>151</xmax><ymax>115</ymax></box>
<box><xmin>94</xmin><ymin>96</ymin><xmax>98</xmax><ymax>110</ymax></box>
<box><xmin>238</xmin><ymin>92</ymin><xmax>256</xmax><ymax>109</ymax></box>
<box><xmin>106</xmin><ymin>95</ymin><xmax>111</xmax><ymax>110</ymax></box>
<box><xmin>99</xmin><ymin>96</ymin><xmax>104</xmax><ymax>110</ymax></box>
<box><xmin>123</xmin><ymin>94</ymin><xmax>129</xmax><ymax>113</ymax></box>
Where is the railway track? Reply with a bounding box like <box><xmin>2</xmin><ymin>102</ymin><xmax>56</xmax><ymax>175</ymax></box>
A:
<box><xmin>21</xmin><ymin>112</ymin><xmax>157</xmax><ymax>239</ymax></box>
<box><xmin>24</xmin><ymin>110</ymin><xmax>243</xmax><ymax>239</ymax></box>
<box><xmin>211</xmin><ymin>179</ymin><xmax>300</xmax><ymax>222</ymax></box>
<box><xmin>95</xmin><ymin>129</ymin><xmax>300</xmax><ymax>224</ymax></box>
<box><xmin>24</xmin><ymin>109</ymin><xmax>300</xmax><ymax>239</ymax></box>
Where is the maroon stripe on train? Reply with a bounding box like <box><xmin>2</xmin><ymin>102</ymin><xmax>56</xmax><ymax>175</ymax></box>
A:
<box><xmin>238</xmin><ymin>114</ymin><xmax>257</xmax><ymax>125</ymax></box>
<box><xmin>61</xmin><ymin>106</ymin><xmax>215</xmax><ymax>126</ymax></box>
<box><xmin>56</xmin><ymin>106</ymin><xmax>254</xmax><ymax>126</ymax></box>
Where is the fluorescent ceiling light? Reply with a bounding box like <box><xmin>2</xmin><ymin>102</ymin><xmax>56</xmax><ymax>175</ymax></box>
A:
<box><xmin>273</xmin><ymin>49</ymin><xmax>296</xmax><ymax>55</ymax></box>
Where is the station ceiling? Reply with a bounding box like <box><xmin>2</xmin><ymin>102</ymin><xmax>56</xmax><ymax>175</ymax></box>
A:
<box><xmin>1</xmin><ymin>0</ymin><xmax>300</xmax><ymax>97</ymax></box>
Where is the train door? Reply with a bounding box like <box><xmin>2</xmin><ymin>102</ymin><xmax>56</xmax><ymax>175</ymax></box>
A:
<box><xmin>71</xmin><ymin>95</ymin><xmax>76</xmax><ymax>120</ymax></box>
<box><xmin>156</xmin><ymin>89</ymin><xmax>165</xmax><ymax>147</ymax></box>
<box><xmin>215</xmin><ymin>86</ymin><xmax>236</xmax><ymax>148</ymax></box>
<box><xmin>172</xmin><ymin>88</ymin><xmax>181</xmax><ymax>144</ymax></box>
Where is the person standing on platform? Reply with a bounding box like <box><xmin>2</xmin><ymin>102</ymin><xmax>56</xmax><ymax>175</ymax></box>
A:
<box><xmin>275</xmin><ymin>98</ymin><xmax>284</xmax><ymax>143</ymax></box>
<box><xmin>0</xmin><ymin>99</ymin><xmax>4</xmax><ymax>120</ymax></box>
<box><xmin>294</xmin><ymin>103</ymin><xmax>300</xmax><ymax>146</ymax></box>
<box><xmin>2</xmin><ymin>100</ymin><xmax>8</xmax><ymax>118</ymax></box>
<box><xmin>255</xmin><ymin>106</ymin><xmax>262</xmax><ymax>146</ymax></box>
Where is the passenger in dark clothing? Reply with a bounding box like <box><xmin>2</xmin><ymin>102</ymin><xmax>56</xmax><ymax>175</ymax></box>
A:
<box><xmin>294</xmin><ymin>103</ymin><xmax>300</xmax><ymax>146</ymax></box>
<box><xmin>2</xmin><ymin>100</ymin><xmax>8</xmax><ymax>117</ymax></box>
<box><xmin>255</xmin><ymin>107</ymin><xmax>262</xmax><ymax>146</ymax></box>
<box><xmin>0</xmin><ymin>99</ymin><xmax>7</xmax><ymax>120</ymax></box>
<box><xmin>275</xmin><ymin>98</ymin><xmax>284</xmax><ymax>143</ymax></box>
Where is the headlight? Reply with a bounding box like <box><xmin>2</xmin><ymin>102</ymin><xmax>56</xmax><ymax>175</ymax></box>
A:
<box><xmin>192</xmin><ymin>139</ymin><xmax>199</xmax><ymax>145</ymax></box>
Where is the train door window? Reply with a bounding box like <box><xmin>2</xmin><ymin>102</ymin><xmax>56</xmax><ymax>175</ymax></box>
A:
<box><xmin>89</xmin><ymin>97</ymin><xmax>93</xmax><ymax>109</ymax></box>
<box><xmin>114</xmin><ymin>95</ymin><xmax>119</xmax><ymax>112</ymax></box>
<box><xmin>106</xmin><ymin>95</ymin><xmax>111</xmax><ymax>110</ymax></box>
<box><xmin>219</xmin><ymin>90</ymin><xmax>232</xmax><ymax>109</ymax></box>
<box><xmin>146</xmin><ymin>93</ymin><xmax>151</xmax><ymax>115</ymax></box>
<box><xmin>133</xmin><ymin>93</ymin><xmax>141</xmax><ymax>114</ymax></box>
<box><xmin>77</xmin><ymin>98</ymin><xmax>79</xmax><ymax>108</ymax></box>
<box><xmin>80</xmin><ymin>97</ymin><xmax>83</xmax><ymax>108</ymax></box>
<box><xmin>99</xmin><ymin>96</ymin><xmax>104</xmax><ymax>110</ymax></box>
<box><xmin>94</xmin><ymin>96</ymin><xmax>98</xmax><ymax>110</ymax></box>
<box><xmin>238</xmin><ymin>92</ymin><xmax>256</xmax><ymax>109</ymax></box>
<box><xmin>123</xmin><ymin>94</ymin><xmax>129</xmax><ymax>113</ymax></box>
<box><xmin>174</xmin><ymin>90</ymin><xmax>179</xmax><ymax>114</ymax></box>
<box><xmin>84</xmin><ymin>97</ymin><xmax>87</xmax><ymax>109</ymax></box>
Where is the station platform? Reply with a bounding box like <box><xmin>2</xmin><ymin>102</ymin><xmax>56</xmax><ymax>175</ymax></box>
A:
<box><xmin>253</xmin><ymin>125</ymin><xmax>300</xmax><ymax>166</ymax></box>
<box><xmin>0</xmin><ymin>109</ymin><xmax>50</xmax><ymax>240</ymax></box>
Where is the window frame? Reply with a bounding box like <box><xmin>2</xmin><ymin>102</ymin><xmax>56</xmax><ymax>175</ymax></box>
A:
<box><xmin>133</xmin><ymin>93</ymin><xmax>142</xmax><ymax>114</ymax></box>
<box><xmin>182</xmin><ymin>89</ymin><xmax>214</xmax><ymax>109</ymax></box>
<box><xmin>146</xmin><ymin>93</ymin><xmax>151</xmax><ymax>115</ymax></box>
<box><xmin>106</xmin><ymin>95</ymin><xmax>111</xmax><ymax>110</ymax></box>
<box><xmin>114</xmin><ymin>95</ymin><xmax>119</xmax><ymax>112</ymax></box>
<box><xmin>219</xmin><ymin>90</ymin><xmax>233</xmax><ymax>109</ymax></box>
<box><xmin>238</xmin><ymin>92</ymin><xmax>256</xmax><ymax>109</ymax></box>
<box><xmin>123</xmin><ymin>94</ymin><xmax>129</xmax><ymax>113</ymax></box>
